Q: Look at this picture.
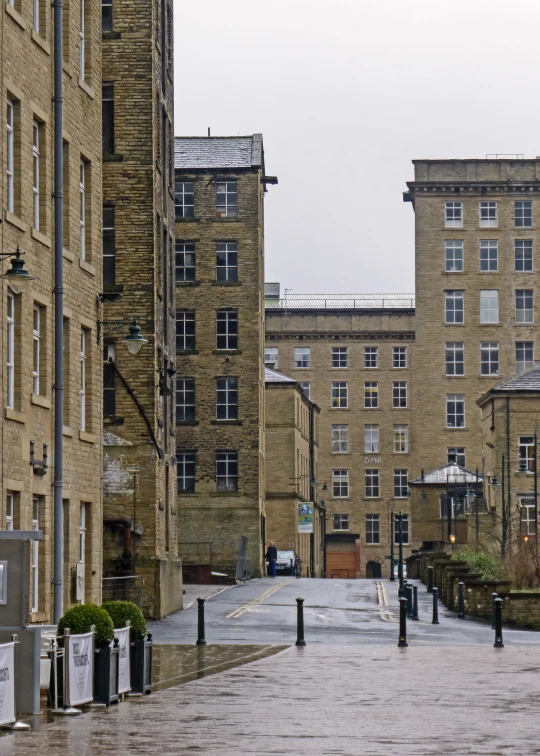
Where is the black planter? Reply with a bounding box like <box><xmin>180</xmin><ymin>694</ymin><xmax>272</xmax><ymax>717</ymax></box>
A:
<box><xmin>93</xmin><ymin>643</ymin><xmax>120</xmax><ymax>706</ymax></box>
<box><xmin>130</xmin><ymin>633</ymin><xmax>153</xmax><ymax>694</ymax></box>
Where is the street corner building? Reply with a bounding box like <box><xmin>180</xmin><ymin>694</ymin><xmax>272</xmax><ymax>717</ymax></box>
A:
<box><xmin>0</xmin><ymin>0</ymin><xmax>103</xmax><ymax>620</ymax></box>
<box><xmin>174</xmin><ymin>134</ymin><xmax>277</xmax><ymax>580</ymax></box>
<box><xmin>101</xmin><ymin>0</ymin><xmax>182</xmax><ymax>619</ymax></box>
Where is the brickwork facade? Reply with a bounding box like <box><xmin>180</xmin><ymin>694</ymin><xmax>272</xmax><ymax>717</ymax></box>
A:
<box><xmin>0</xmin><ymin>0</ymin><xmax>102</xmax><ymax>621</ymax></box>
<box><xmin>264</xmin><ymin>305</ymin><xmax>414</xmax><ymax>577</ymax></box>
<box><xmin>175</xmin><ymin>136</ymin><xmax>270</xmax><ymax>577</ymax></box>
<box><xmin>101</xmin><ymin>0</ymin><xmax>181</xmax><ymax>618</ymax></box>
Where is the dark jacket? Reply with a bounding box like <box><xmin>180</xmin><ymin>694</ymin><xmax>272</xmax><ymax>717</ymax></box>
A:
<box><xmin>265</xmin><ymin>545</ymin><xmax>277</xmax><ymax>562</ymax></box>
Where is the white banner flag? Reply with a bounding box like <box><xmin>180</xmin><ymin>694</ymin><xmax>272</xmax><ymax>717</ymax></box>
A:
<box><xmin>67</xmin><ymin>632</ymin><xmax>94</xmax><ymax>707</ymax></box>
<box><xmin>0</xmin><ymin>642</ymin><xmax>15</xmax><ymax>726</ymax></box>
<box><xmin>115</xmin><ymin>627</ymin><xmax>131</xmax><ymax>694</ymax></box>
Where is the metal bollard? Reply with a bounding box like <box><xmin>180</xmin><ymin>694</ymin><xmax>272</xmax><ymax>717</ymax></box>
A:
<box><xmin>296</xmin><ymin>598</ymin><xmax>306</xmax><ymax>647</ymax></box>
<box><xmin>432</xmin><ymin>587</ymin><xmax>440</xmax><ymax>625</ymax></box>
<box><xmin>457</xmin><ymin>581</ymin><xmax>465</xmax><ymax>619</ymax></box>
<box><xmin>494</xmin><ymin>597</ymin><xmax>504</xmax><ymax>648</ymax></box>
<box><xmin>412</xmin><ymin>585</ymin><xmax>419</xmax><ymax>621</ymax></box>
<box><xmin>491</xmin><ymin>592</ymin><xmax>498</xmax><ymax>630</ymax></box>
<box><xmin>406</xmin><ymin>584</ymin><xmax>413</xmax><ymax>619</ymax></box>
<box><xmin>398</xmin><ymin>597</ymin><xmax>408</xmax><ymax>647</ymax></box>
<box><xmin>426</xmin><ymin>566</ymin><xmax>434</xmax><ymax>593</ymax></box>
<box><xmin>196</xmin><ymin>597</ymin><xmax>207</xmax><ymax>646</ymax></box>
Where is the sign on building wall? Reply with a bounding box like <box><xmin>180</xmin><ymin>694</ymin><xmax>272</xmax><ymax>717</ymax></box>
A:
<box><xmin>0</xmin><ymin>642</ymin><xmax>15</xmax><ymax>726</ymax></box>
<box><xmin>115</xmin><ymin>627</ymin><xmax>131</xmax><ymax>694</ymax></box>
<box><xmin>298</xmin><ymin>503</ymin><xmax>314</xmax><ymax>533</ymax></box>
<box><xmin>67</xmin><ymin>632</ymin><xmax>94</xmax><ymax>706</ymax></box>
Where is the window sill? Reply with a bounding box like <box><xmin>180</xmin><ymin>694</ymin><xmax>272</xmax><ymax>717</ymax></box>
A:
<box><xmin>512</xmin><ymin>322</ymin><xmax>535</xmax><ymax>327</ymax></box>
<box><xmin>211</xmin><ymin>281</ymin><xmax>242</xmax><ymax>287</ymax></box>
<box><xmin>329</xmin><ymin>407</ymin><xmax>350</xmax><ymax>411</ymax></box>
<box><xmin>176</xmin><ymin>420</ymin><xmax>199</xmax><ymax>426</ymax></box>
<box><xmin>31</xmin><ymin>394</ymin><xmax>51</xmax><ymax>409</ymax></box>
<box><xmin>445</xmin><ymin>427</ymin><xmax>468</xmax><ymax>432</ymax></box>
<box><xmin>478</xmin><ymin>323</ymin><xmax>502</xmax><ymax>327</ymax></box>
<box><xmin>210</xmin><ymin>491</ymin><xmax>240</xmax><ymax>497</ymax></box>
<box><xmin>177</xmin><ymin>349</ymin><xmax>200</xmax><ymax>355</ymax></box>
<box><xmin>4</xmin><ymin>407</ymin><xmax>26</xmax><ymax>424</ymax></box>
<box><xmin>79</xmin><ymin>259</ymin><xmax>96</xmax><ymax>276</ymax></box>
<box><xmin>63</xmin><ymin>426</ymin><xmax>74</xmax><ymax>437</ymax></box>
<box><xmin>364</xmin><ymin>543</ymin><xmax>382</xmax><ymax>547</ymax></box>
<box><xmin>31</xmin><ymin>29</ymin><xmax>50</xmax><ymax>54</ymax></box>
<box><xmin>102</xmin><ymin>30</ymin><xmax>122</xmax><ymax>40</ymax></box>
<box><xmin>63</xmin><ymin>248</ymin><xmax>75</xmax><ymax>262</ymax></box>
<box><xmin>79</xmin><ymin>430</ymin><xmax>97</xmax><ymax>444</ymax></box>
<box><xmin>478</xmin><ymin>373</ymin><xmax>500</xmax><ymax>379</ymax></box>
<box><xmin>103</xmin><ymin>153</ymin><xmax>124</xmax><ymax>162</ymax></box>
<box><xmin>176</xmin><ymin>281</ymin><xmax>200</xmax><ymax>287</ymax></box>
<box><xmin>78</xmin><ymin>78</ymin><xmax>95</xmax><ymax>99</ymax></box>
<box><xmin>5</xmin><ymin>2</ymin><xmax>26</xmax><ymax>29</ymax></box>
<box><xmin>210</xmin><ymin>420</ymin><xmax>242</xmax><ymax>426</ymax></box>
<box><xmin>211</xmin><ymin>217</ymin><xmax>240</xmax><ymax>222</ymax></box>
<box><xmin>175</xmin><ymin>217</ymin><xmax>200</xmax><ymax>223</ymax></box>
<box><xmin>31</xmin><ymin>228</ymin><xmax>51</xmax><ymax>247</ymax></box>
<box><xmin>4</xmin><ymin>210</ymin><xmax>28</xmax><ymax>232</ymax></box>
<box><xmin>212</xmin><ymin>349</ymin><xmax>242</xmax><ymax>355</ymax></box>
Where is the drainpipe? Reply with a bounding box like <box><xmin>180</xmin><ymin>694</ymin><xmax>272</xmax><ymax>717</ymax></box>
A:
<box><xmin>52</xmin><ymin>0</ymin><xmax>64</xmax><ymax>624</ymax></box>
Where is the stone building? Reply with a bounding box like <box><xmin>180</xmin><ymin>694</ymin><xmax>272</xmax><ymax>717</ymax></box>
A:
<box><xmin>478</xmin><ymin>365</ymin><xmax>540</xmax><ymax>554</ymax></box>
<box><xmin>264</xmin><ymin>290</ymin><xmax>415</xmax><ymax>578</ymax></box>
<box><xmin>264</xmin><ymin>367</ymin><xmax>323</xmax><ymax>577</ymax></box>
<box><xmin>175</xmin><ymin>135</ymin><xmax>276</xmax><ymax>577</ymax></box>
<box><xmin>100</xmin><ymin>0</ymin><xmax>182</xmax><ymax>618</ymax></box>
<box><xmin>0</xmin><ymin>0</ymin><xmax>102</xmax><ymax>620</ymax></box>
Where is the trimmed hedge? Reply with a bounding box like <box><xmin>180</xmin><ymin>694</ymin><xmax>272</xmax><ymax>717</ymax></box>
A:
<box><xmin>103</xmin><ymin>600</ymin><xmax>147</xmax><ymax>642</ymax></box>
<box><xmin>58</xmin><ymin>604</ymin><xmax>115</xmax><ymax>648</ymax></box>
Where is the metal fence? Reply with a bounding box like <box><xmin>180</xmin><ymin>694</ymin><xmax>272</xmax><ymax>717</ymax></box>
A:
<box><xmin>102</xmin><ymin>575</ymin><xmax>144</xmax><ymax>609</ymax></box>
<box><xmin>265</xmin><ymin>293</ymin><xmax>415</xmax><ymax>310</ymax></box>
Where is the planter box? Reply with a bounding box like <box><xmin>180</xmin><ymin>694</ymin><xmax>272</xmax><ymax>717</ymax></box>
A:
<box><xmin>93</xmin><ymin>644</ymin><xmax>119</xmax><ymax>706</ymax></box>
<box><xmin>130</xmin><ymin>635</ymin><xmax>153</xmax><ymax>694</ymax></box>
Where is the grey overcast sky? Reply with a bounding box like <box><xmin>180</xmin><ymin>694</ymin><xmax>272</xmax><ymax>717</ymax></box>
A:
<box><xmin>174</xmin><ymin>0</ymin><xmax>540</xmax><ymax>295</ymax></box>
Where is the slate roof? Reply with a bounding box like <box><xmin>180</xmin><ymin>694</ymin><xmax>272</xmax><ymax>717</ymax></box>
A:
<box><xmin>174</xmin><ymin>135</ymin><xmax>263</xmax><ymax>169</ymax></box>
<box><xmin>489</xmin><ymin>364</ymin><xmax>540</xmax><ymax>393</ymax></box>
<box><xmin>410</xmin><ymin>463</ymin><xmax>483</xmax><ymax>485</ymax></box>
<box><xmin>264</xmin><ymin>367</ymin><xmax>297</xmax><ymax>384</ymax></box>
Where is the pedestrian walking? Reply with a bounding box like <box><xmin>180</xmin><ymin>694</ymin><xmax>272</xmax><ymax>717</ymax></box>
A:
<box><xmin>265</xmin><ymin>540</ymin><xmax>278</xmax><ymax>577</ymax></box>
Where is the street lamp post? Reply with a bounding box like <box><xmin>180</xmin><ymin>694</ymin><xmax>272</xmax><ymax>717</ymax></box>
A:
<box><xmin>390</xmin><ymin>509</ymin><xmax>395</xmax><ymax>582</ymax></box>
<box><xmin>534</xmin><ymin>431</ymin><xmax>538</xmax><ymax>553</ymax></box>
<box><xmin>397</xmin><ymin>511</ymin><xmax>404</xmax><ymax>597</ymax></box>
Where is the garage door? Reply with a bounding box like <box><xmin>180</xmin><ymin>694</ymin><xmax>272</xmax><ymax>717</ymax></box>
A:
<box><xmin>327</xmin><ymin>551</ymin><xmax>356</xmax><ymax>578</ymax></box>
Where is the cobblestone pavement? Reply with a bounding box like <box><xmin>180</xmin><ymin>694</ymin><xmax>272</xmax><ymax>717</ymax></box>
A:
<box><xmin>2</xmin><ymin>644</ymin><xmax>540</xmax><ymax>755</ymax></box>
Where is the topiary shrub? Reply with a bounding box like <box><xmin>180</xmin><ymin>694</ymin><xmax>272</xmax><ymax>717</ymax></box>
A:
<box><xmin>58</xmin><ymin>604</ymin><xmax>115</xmax><ymax>648</ymax></box>
<box><xmin>102</xmin><ymin>600</ymin><xmax>146</xmax><ymax>642</ymax></box>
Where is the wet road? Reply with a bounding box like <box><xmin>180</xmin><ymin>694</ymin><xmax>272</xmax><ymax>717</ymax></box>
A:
<box><xmin>149</xmin><ymin>577</ymin><xmax>540</xmax><ymax>646</ymax></box>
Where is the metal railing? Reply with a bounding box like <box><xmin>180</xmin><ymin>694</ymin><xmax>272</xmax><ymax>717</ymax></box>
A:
<box><xmin>265</xmin><ymin>293</ymin><xmax>415</xmax><ymax>311</ymax></box>
<box><xmin>102</xmin><ymin>575</ymin><xmax>144</xmax><ymax>609</ymax></box>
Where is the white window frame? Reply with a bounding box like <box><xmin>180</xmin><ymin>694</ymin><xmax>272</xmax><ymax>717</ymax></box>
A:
<box><xmin>333</xmin><ymin>514</ymin><xmax>349</xmax><ymax>531</ymax></box>
<box><xmin>7</xmin><ymin>293</ymin><xmax>15</xmax><ymax>410</ymax></box>
<box><xmin>176</xmin><ymin>310</ymin><xmax>196</xmax><ymax>351</ymax></box>
<box><xmin>177</xmin><ymin>452</ymin><xmax>196</xmax><ymax>493</ymax></box>
<box><xmin>364</xmin><ymin>424</ymin><xmax>379</xmax><ymax>453</ymax></box>
<box><xmin>479</xmin><ymin>201</ymin><xmax>497</xmax><ymax>228</ymax></box>
<box><xmin>215</xmin><ymin>180</ymin><xmax>237</xmax><ymax>218</ymax></box>
<box><xmin>520</xmin><ymin>496</ymin><xmax>536</xmax><ymax>535</ymax></box>
<box><xmin>175</xmin><ymin>241</ymin><xmax>195</xmax><ymax>283</ymax></box>
<box><xmin>445</xmin><ymin>201</ymin><xmax>463</xmax><ymax>228</ymax></box>
<box><xmin>364</xmin><ymin>381</ymin><xmax>378</xmax><ymax>409</ymax></box>
<box><xmin>79</xmin><ymin>503</ymin><xmax>87</xmax><ymax>564</ymax></box>
<box><xmin>32</xmin><ymin>120</ymin><xmax>40</xmax><ymax>230</ymax></box>
<box><xmin>33</xmin><ymin>305</ymin><xmax>41</xmax><ymax>395</ymax></box>
<box><xmin>515</xmin><ymin>239</ymin><xmax>533</xmax><ymax>272</ymax></box>
<box><xmin>394</xmin><ymin>469</ymin><xmax>408</xmax><ymax>499</ymax></box>
<box><xmin>516</xmin><ymin>342</ymin><xmax>534</xmax><ymax>375</ymax></box>
<box><xmin>393</xmin><ymin>425</ymin><xmax>408</xmax><ymax>453</ymax></box>
<box><xmin>332</xmin><ymin>424</ymin><xmax>349</xmax><ymax>453</ymax></box>
<box><xmin>445</xmin><ymin>240</ymin><xmax>463</xmax><ymax>272</ymax></box>
<box><xmin>515</xmin><ymin>200</ymin><xmax>532</xmax><ymax>228</ymax></box>
<box><xmin>331</xmin><ymin>381</ymin><xmax>348</xmax><ymax>409</ymax></box>
<box><xmin>332</xmin><ymin>469</ymin><xmax>349</xmax><ymax>498</ymax></box>
<box><xmin>365</xmin><ymin>469</ymin><xmax>380</xmax><ymax>498</ymax></box>
<box><xmin>480</xmin><ymin>342</ymin><xmax>499</xmax><ymax>376</ymax></box>
<box><xmin>80</xmin><ymin>329</ymin><xmax>87</xmax><ymax>432</ymax></box>
<box><xmin>294</xmin><ymin>347</ymin><xmax>310</xmax><ymax>369</ymax></box>
<box><xmin>176</xmin><ymin>377</ymin><xmax>195</xmax><ymax>422</ymax></box>
<box><xmin>299</xmin><ymin>382</ymin><xmax>310</xmax><ymax>400</ymax></box>
<box><xmin>445</xmin><ymin>290</ymin><xmax>464</xmax><ymax>324</ymax></box>
<box><xmin>216</xmin><ymin>376</ymin><xmax>238</xmax><ymax>421</ymax></box>
<box><xmin>79</xmin><ymin>160</ymin><xmax>86</xmax><ymax>260</ymax></box>
<box><xmin>480</xmin><ymin>290</ymin><xmax>499</xmax><ymax>324</ymax></box>
<box><xmin>364</xmin><ymin>346</ymin><xmax>378</xmax><ymax>369</ymax></box>
<box><xmin>446</xmin><ymin>394</ymin><xmax>465</xmax><ymax>429</ymax></box>
<box><xmin>264</xmin><ymin>346</ymin><xmax>278</xmax><ymax>368</ymax></box>
<box><xmin>31</xmin><ymin>497</ymin><xmax>39</xmax><ymax>612</ymax></box>
<box><xmin>392</xmin><ymin>346</ymin><xmax>407</xmax><ymax>369</ymax></box>
<box><xmin>331</xmin><ymin>346</ymin><xmax>348</xmax><ymax>369</ymax></box>
<box><xmin>216</xmin><ymin>310</ymin><xmax>238</xmax><ymax>351</ymax></box>
<box><xmin>515</xmin><ymin>289</ymin><xmax>534</xmax><ymax>324</ymax></box>
<box><xmin>6</xmin><ymin>99</ymin><xmax>14</xmax><ymax>213</ymax></box>
<box><xmin>216</xmin><ymin>241</ymin><xmax>238</xmax><ymax>283</ymax></box>
<box><xmin>518</xmin><ymin>436</ymin><xmax>535</xmax><ymax>474</ymax></box>
<box><xmin>6</xmin><ymin>492</ymin><xmax>14</xmax><ymax>530</ymax></box>
<box><xmin>447</xmin><ymin>447</ymin><xmax>466</xmax><ymax>467</ymax></box>
<box><xmin>175</xmin><ymin>180</ymin><xmax>195</xmax><ymax>219</ymax></box>
<box><xmin>479</xmin><ymin>240</ymin><xmax>498</xmax><ymax>272</ymax></box>
<box><xmin>366</xmin><ymin>514</ymin><xmax>380</xmax><ymax>544</ymax></box>
<box><xmin>80</xmin><ymin>0</ymin><xmax>86</xmax><ymax>78</ymax></box>
<box><xmin>216</xmin><ymin>451</ymin><xmax>238</xmax><ymax>492</ymax></box>
<box><xmin>392</xmin><ymin>381</ymin><xmax>407</xmax><ymax>408</ymax></box>
<box><xmin>446</xmin><ymin>342</ymin><xmax>464</xmax><ymax>376</ymax></box>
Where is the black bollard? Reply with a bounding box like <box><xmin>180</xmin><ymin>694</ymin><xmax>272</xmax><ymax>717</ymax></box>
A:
<box><xmin>296</xmin><ymin>598</ymin><xmax>306</xmax><ymax>647</ymax></box>
<box><xmin>494</xmin><ymin>597</ymin><xmax>504</xmax><ymax>648</ymax></box>
<box><xmin>412</xmin><ymin>585</ymin><xmax>419</xmax><ymax>620</ymax></box>
<box><xmin>427</xmin><ymin>566</ymin><xmax>434</xmax><ymax>593</ymax></box>
<box><xmin>457</xmin><ymin>581</ymin><xmax>465</xmax><ymax>619</ymax></box>
<box><xmin>406</xmin><ymin>584</ymin><xmax>413</xmax><ymax>619</ymax></box>
<box><xmin>491</xmin><ymin>592</ymin><xmax>498</xmax><ymax>630</ymax></box>
<box><xmin>196</xmin><ymin>597</ymin><xmax>207</xmax><ymax>646</ymax></box>
<box><xmin>398</xmin><ymin>597</ymin><xmax>408</xmax><ymax>647</ymax></box>
<box><xmin>432</xmin><ymin>587</ymin><xmax>440</xmax><ymax>625</ymax></box>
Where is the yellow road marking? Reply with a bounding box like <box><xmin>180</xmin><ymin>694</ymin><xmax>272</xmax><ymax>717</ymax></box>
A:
<box><xmin>227</xmin><ymin>580</ymin><xmax>295</xmax><ymax>619</ymax></box>
<box><xmin>375</xmin><ymin>581</ymin><xmax>397</xmax><ymax>623</ymax></box>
